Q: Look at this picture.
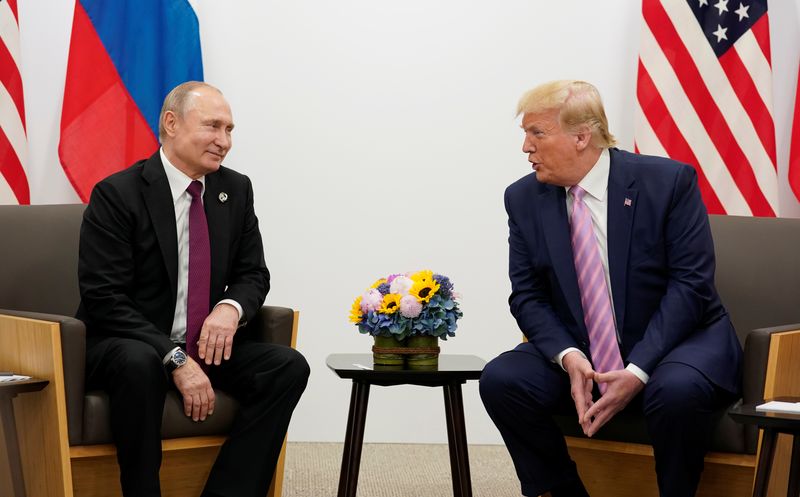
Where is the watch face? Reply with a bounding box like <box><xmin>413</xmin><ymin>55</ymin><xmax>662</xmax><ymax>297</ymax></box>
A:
<box><xmin>173</xmin><ymin>349</ymin><xmax>187</xmax><ymax>366</ymax></box>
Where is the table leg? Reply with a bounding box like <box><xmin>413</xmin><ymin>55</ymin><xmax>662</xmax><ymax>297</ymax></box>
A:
<box><xmin>1</xmin><ymin>394</ymin><xmax>27</xmax><ymax>497</ymax></box>
<box><xmin>788</xmin><ymin>434</ymin><xmax>800</xmax><ymax>497</ymax></box>
<box><xmin>753</xmin><ymin>428</ymin><xmax>778</xmax><ymax>497</ymax></box>
<box><xmin>443</xmin><ymin>382</ymin><xmax>472</xmax><ymax>497</ymax></box>
<box><xmin>337</xmin><ymin>380</ymin><xmax>370</xmax><ymax>497</ymax></box>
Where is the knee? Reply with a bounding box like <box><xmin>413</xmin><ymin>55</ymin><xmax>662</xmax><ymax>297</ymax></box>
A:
<box><xmin>479</xmin><ymin>356</ymin><xmax>523</xmax><ymax>407</ymax></box>
<box><xmin>643</xmin><ymin>364</ymin><xmax>713</xmax><ymax>417</ymax></box>
<box><xmin>265</xmin><ymin>347</ymin><xmax>310</xmax><ymax>394</ymax></box>
<box><xmin>106</xmin><ymin>341</ymin><xmax>168</xmax><ymax>396</ymax></box>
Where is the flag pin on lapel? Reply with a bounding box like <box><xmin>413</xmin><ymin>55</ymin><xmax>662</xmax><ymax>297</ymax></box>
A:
<box><xmin>219</xmin><ymin>192</ymin><xmax>228</xmax><ymax>203</ymax></box>
<box><xmin>624</xmin><ymin>198</ymin><xmax>632</xmax><ymax>207</ymax></box>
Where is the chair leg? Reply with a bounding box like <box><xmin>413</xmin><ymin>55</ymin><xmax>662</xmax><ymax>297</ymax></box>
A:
<box><xmin>267</xmin><ymin>437</ymin><xmax>288</xmax><ymax>497</ymax></box>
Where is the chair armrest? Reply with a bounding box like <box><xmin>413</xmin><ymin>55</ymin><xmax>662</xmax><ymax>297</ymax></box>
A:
<box><xmin>0</xmin><ymin>309</ymin><xmax>86</xmax><ymax>445</ymax></box>
<box><xmin>241</xmin><ymin>305</ymin><xmax>298</xmax><ymax>348</ymax></box>
<box><xmin>740</xmin><ymin>323</ymin><xmax>800</xmax><ymax>453</ymax></box>
<box><xmin>742</xmin><ymin>323</ymin><xmax>800</xmax><ymax>405</ymax></box>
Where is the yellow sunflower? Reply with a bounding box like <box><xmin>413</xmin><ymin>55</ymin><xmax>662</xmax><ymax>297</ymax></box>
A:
<box><xmin>410</xmin><ymin>278</ymin><xmax>440</xmax><ymax>303</ymax></box>
<box><xmin>349</xmin><ymin>296</ymin><xmax>363</xmax><ymax>323</ymax></box>
<box><xmin>371</xmin><ymin>278</ymin><xmax>387</xmax><ymax>289</ymax></box>
<box><xmin>410</xmin><ymin>270</ymin><xmax>434</xmax><ymax>283</ymax></box>
<box><xmin>378</xmin><ymin>293</ymin><xmax>402</xmax><ymax>314</ymax></box>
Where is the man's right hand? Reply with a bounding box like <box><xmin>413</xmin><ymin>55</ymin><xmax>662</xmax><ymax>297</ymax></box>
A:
<box><xmin>562</xmin><ymin>351</ymin><xmax>595</xmax><ymax>433</ymax></box>
<box><xmin>172</xmin><ymin>356</ymin><xmax>215</xmax><ymax>422</ymax></box>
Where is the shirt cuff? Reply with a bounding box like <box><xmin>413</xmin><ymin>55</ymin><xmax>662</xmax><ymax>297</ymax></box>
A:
<box><xmin>554</xmin><ymin>347</ymin><xmax>587</xmax><ymax>371</ymax></box>
<box><xmin>626</xmin><ymin>363</ymin><xmax>649</xmax><ymax>384</ymax></box>
<box><xmin>216</xmin><ymin>299</ymin><xmax>244</xmax><ymax>321</ymax></box>
<box><xmin>162</xmin><ymin>346</ymin><xmax>180</xmax><ymax>365</ymax></box>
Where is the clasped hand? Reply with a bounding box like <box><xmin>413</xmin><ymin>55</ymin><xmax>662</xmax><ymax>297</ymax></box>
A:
<box><xmin>562</xmin><ymin>351</ymin><xmax>644</xmax><ymax>437</ymax></box>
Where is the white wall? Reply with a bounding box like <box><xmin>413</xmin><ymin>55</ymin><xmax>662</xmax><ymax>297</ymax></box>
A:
<box><xmin>19</xmin><ymin>1</ymin><xmax>800</xmax><ymax>444</ymax></box>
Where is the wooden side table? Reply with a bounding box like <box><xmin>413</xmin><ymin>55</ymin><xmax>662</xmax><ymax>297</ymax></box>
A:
<box><xmin>326</xmin><ymin>353</ymin><xmax>485</xmax><ymax>497</ymax></box>
<box><xmin>1</xmin><ymin>378</ymin><xmax>49</xmax><ymax>497</ymax></box>
<box><xmin>729</xmin><ymin>399</ymin><xmax>800</xmax><ymax>497</ymax></box>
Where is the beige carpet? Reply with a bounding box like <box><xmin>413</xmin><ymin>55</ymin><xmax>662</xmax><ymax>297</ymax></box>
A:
<box><xmin>282</xmin><ymin>442</ymin><xmax>521</xmax><ymax>497</ymax></box>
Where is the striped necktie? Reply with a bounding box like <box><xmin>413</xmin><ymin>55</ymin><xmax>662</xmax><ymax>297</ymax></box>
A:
<box><xmin>569</xmin><ymin>185</ymin><xmax>624</xmax><ymax>393</ymax></box>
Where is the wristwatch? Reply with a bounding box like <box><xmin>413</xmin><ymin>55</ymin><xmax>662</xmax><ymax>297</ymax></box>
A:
<box><xmin>165</xmin><ymin>348</ymin><xmax>188</xmax><ymax>374</ymax></box>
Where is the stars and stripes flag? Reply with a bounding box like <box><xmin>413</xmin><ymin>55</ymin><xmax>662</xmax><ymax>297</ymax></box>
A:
<box><xmin>0</xmin><ymin>0</ymin><xmax>29</xmax><ymax>205</ymax></box>
<box><xmin>635</xmin><ymin>0</ymin><xmax>777</xmax><ymax>217</ymax></box>
<box><xmin>789</xmin><ymin>65</ymin><xmax>800</xmax><ymax>203</ymax></box>
<box><xmin>59</xmin><ymin>0</ymin><xmax>203</xmax><ymax>202</ymax></box>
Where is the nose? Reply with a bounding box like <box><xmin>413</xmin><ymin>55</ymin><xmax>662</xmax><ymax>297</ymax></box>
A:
<box><xmin>523</xmin><ymin>135</ymin><xmax>536</xmax><ymax>154</ymax></box>
<box><xmin>215</xmin><ymin>129</ymin><xmax>231</xmax><ymax>151</ymax></box>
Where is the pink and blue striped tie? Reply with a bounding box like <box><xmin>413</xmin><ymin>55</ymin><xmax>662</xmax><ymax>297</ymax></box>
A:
<box><xmin>569</xmin><ymin>185</ymin><xmax>623</xmax><ymax>393</ymax></box>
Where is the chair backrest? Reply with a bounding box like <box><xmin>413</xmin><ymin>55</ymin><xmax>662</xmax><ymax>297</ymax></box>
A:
<box><xmin>0</xmin><ymin>204</ymin><xmax>85</xmax><ymax>316</ymax></box>
<box><xmin>710</xmin><ymin>214</ymin><xmax>800</xmax><ymax>345</ymax></box>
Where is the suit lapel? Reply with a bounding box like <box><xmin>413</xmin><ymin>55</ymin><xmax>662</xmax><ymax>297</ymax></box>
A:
<box><xmin>141</xmin><ymin>153</ymin><xmax>179</xmax><ymax>303</ymax></box>
<box><xmin>607</xmin><ymin>149</ymin><xmax>637</xmax><ymax>335</ymax></box>
<box><xmin>539</xmin><ymin>186</ymin><xmax>585</xmax><ymax>331</ymax></box>
<box><xmin>203</xmin><ymin>170</ymin><xmax>230</xmax><ymax>296</ymax></box>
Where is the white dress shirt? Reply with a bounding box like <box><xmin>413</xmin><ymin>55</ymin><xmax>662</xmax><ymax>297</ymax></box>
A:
<box><xmin>160</xmin><ymin>149</ymin><xmax>242</xmax><ymax>358</ymax></box>
<box><xmin>554</xmin><ymin>149</ymin><xmax>649</xmax><ymax>384</ymax></box>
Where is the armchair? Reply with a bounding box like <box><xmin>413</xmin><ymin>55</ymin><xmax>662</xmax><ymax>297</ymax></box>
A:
<box><xmin>0</xmin><ymin>204</ymin><xmax>297</xmax><ymax>497</ymax></box>
<box><xmin>551</xmin><ymin>214</ymin><xmax>800</xmax><ymax>497</ymax></box>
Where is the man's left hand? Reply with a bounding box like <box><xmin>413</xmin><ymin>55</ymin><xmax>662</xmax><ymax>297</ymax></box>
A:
<box><xmin>197</xmin><ymin>303</ymin><xmax>239</xmax><ymax>365</ymax></box>
<box><xmin>581</xmin><ymin>369</ymin><xmax>644</xmax><ymax>437</ymax></box>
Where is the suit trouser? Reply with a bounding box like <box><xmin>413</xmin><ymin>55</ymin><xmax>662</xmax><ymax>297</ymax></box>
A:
<box><xmin>479</xmin><ymin>342</ymin><xmax>735</xmax><ymax>497</ymax></box>
<box><xmin>86</xmin><ymin>336</ymin><xmax>310</xmax><ymax>497</ymax></box>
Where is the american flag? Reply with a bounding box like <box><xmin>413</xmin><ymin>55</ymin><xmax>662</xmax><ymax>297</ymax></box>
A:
<box><xmin>0</xmin><ymin>0</ymin><xmax>29</xmax><ymax>205</ymax></box>
<box><xmin>790</xmin><ymin>65</ymin><xmax>800</xmax><ymax>204</ymax></box>
<box><xmin>635</xmin><ymin>0</ymin><xmax>777</xmax><ymax>217</ymax></box>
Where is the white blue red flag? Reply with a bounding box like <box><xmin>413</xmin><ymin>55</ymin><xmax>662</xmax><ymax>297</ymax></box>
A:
<box><xmin>635</xmin><ymin>0</ymin><xmax>777</xmax><ymax>216</ymax></box>
<box><xmin>59</xmin><ymin>0</ymin><xmax>203</xmax><ymax>202</ymax></box>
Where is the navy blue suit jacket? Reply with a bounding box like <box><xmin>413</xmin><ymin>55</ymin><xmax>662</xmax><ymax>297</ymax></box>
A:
<box><xmin>505</xmin><ymin>148</ymin><xmax>741</xmax><ymax>394</ymax></box>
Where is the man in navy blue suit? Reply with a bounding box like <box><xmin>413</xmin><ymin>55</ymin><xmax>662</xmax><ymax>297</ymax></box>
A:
<box><xmin>479</xmin><ymin>80</ymin><xmax>742</xmax><ymax>497</ymax></box>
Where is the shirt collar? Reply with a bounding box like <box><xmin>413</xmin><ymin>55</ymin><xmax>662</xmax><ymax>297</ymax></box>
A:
<box><xmin>160</xmin><ymin>148</ymin><xmax>205</xmax><ymax>203</ymax></box>
<box><xmin>565</xmin><ymin>148</ymin><xmax>610</xmax><ymax>201</ymax></box>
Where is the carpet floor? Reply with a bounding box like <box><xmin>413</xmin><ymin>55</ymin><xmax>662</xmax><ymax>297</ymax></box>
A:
<box><xmin>282</xmin><ymin>442</ymin><xmax>521</xmax><ymax>497</ymax></box>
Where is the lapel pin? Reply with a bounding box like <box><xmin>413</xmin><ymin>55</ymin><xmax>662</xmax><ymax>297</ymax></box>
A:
<box><xmin>624</xmin><ymin>198</ymin><xmax>632</xmax><ymax>207</ymax></box>
<box><xmin>218</xmin><ymin>192</ymin><xmax>228</xmax><ymax>203</ymax></box>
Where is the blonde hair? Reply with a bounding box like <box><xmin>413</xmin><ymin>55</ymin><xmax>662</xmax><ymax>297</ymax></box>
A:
<box><xmin>516</xmin><ymin>80</ymin><xmax>617</xmax><ymax>148</ymax></box>
<box><xmin>158</xmin><ymin>81</ymin><xmax>223</xmax><ymax>141</ymax></box>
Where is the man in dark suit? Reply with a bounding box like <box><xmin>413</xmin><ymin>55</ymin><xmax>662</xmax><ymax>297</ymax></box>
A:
<box><xmin>479</xmin><ymin>80</ymin><xmax>741</xmax><ymax>497</ymax></box>
<box><xmin>77</xmin><ymin>81</ymin><xmax>309</xmax><ymax>497</ymax></box>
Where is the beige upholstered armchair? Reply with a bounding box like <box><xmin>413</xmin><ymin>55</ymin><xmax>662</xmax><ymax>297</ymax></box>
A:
<box><xmin>0</xmin><ymin>204</ymin><xmax>297</xmax><ymax>497</ymax></box>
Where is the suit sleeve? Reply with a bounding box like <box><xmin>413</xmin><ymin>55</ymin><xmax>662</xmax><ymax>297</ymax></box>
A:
<box><xmin>626</xmin><ymin>165</ymin><xmax>717</xmax><ymax>374</ymax></box>
<box><xmin>506</xmin><ymin>188</ymin><xmax>580</xmax><ymax>360</ymax></box>
<box><xmin>220</xmin><ymin>176</ymin><xmax>269</xmax><ymax>323</ymax></box>
<box><xmin>79</xmin><ymin>181</ymin><xmax>177</xmax><ymax>357</ymax></box>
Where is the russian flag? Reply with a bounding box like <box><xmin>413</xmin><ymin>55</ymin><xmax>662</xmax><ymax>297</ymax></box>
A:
<box><xmin>59</xmin><ymin>0</ymin><xmax>203</xmax><ymax>202</ymax></box>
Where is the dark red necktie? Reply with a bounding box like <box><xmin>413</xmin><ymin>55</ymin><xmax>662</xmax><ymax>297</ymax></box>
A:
<box><xmin>186</xmin><ymin>180</ymin><xmax>210</xmax><ymax>363</ymax></box>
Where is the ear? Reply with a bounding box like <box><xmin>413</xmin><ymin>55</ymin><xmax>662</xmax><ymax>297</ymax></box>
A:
<box><xmin>574</xmin><ymin>126</ymin><xmax>592</xmax><ymax>152</ymax></box>
<box><xmin>163</xmin><ymin>111</ymin><xmax>179</xmax><ymax>138</ymax></box>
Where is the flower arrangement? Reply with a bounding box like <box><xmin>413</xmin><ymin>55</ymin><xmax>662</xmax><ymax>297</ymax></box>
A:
<box><xmin>349</xmin><ymin>270</ymin><xmax>463</xmax><ymax>340</ymax></box>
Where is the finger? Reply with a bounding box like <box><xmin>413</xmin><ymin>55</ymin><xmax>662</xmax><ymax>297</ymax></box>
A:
<box><xmin>594</xmin><ymin>371</ymin><xmax>612</xmax><ymax>385</ymax></box>
<box><xmin>204</xmin><ymin>330</ymin><xmax>217</xmax><ymax>365</ymax></box>
<box><xmin>192</xmin><ymin>394</ymin><xmax>201</xmax><ymax>421</ymax></box>
<box><xmin>587</xmin><ymin>408</ymin><xmax>614</xmax><ymax>437</ymax></box>
<box><xmin>208</xmin><ymin>387</ymin><xmax>216</xmax><ymax>416</ymax></box>
<box><xmin>183</xmin><ymin>394</ymin><xmax>193</xmax><ymax>418</ymax></box>
<box><xmin>224</xmin><ymin>335</ymin><xmax>233</xmax><ymax>361</ymax></box>
<box><xmin>198</xmin><ymin>391</ymin><xmax>209</xmax><ymax>421</ymax></box>
<box><xmin>197</xmin><ymin>326</ymin><xmax>209</xmax><ymax>360</ymax></box>
<box><xmin>213</xmin><ymin>334</ymin><xmax>225</xmax><ymax>365</ymax></box>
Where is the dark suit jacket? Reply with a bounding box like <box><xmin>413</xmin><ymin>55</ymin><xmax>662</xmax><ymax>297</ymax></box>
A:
<box><xmin>77</xmin><ymin>151</ymin><xmax>270</xmax><ymax>359</ymax></box>
<box><xmin>505</xmin><ymin>148</ymin><xmax>742</xmax><ymax>394</ymax></box>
